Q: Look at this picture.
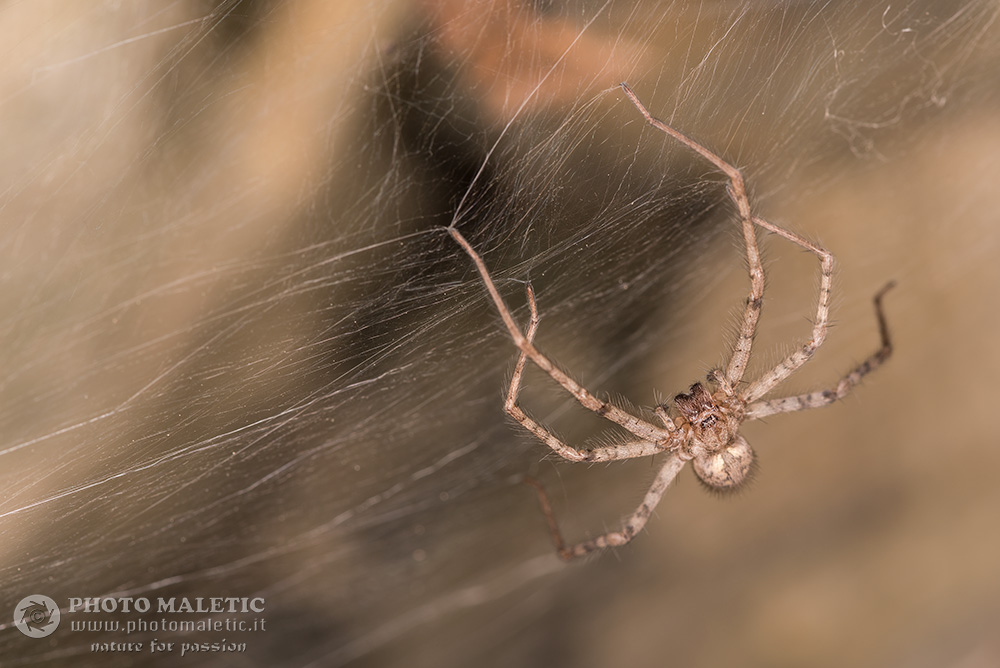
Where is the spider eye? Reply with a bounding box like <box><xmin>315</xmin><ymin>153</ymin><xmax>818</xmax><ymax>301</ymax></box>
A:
<box><xmin>693</xmin><ymin>436</ymin><xmax>755</xmax><ymax>491</ymax></box>
<box><xmin>699</xmin><ymin>415</ymin><xmax>717</xmax><ymax>429</ymax></box>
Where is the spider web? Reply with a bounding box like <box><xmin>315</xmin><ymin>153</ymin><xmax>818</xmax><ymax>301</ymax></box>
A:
<box><xmin>2</xmin><ymin>1</ymin><xmax>1000</xmax><ymax>666</ymax></box>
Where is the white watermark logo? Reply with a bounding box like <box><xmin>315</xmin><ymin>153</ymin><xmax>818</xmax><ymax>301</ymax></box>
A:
<box><xmin>12</xmin><ymin>592</ymin><xmax>266</xmax><ymax>655</ymax></box>
<box><xmin>14</xmin><ymin>595</ymin><xmax>61</xmax><ymax>638</ymax></box>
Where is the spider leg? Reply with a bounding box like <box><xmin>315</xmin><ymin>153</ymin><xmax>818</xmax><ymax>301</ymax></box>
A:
<box><xmin>746</xmin><ymin>281</ymin><xmax>894</xmax><ymax>419</ymax></box>
<box><xmin>450</xmin><ymin>226</ymin><xmax>670</xmax><ymax>444</ymax></box>
<box><xmin>506</xmin><ymin>283</ymin><xmax>667</xmax><ymax>461</ymax></box>
<box><xmin>527</xmin><ymin>453</ymin><xmax>686</xmax><ymax>560</ymax></box>
<box><xmin>740</xmin><ymin>216</ymin><xmax>835</xmax><ymax>403</ymax></box>
<box><xmin>619</xmin><ymin>83</ymin><xmax>763</xmax><ymax>387</ymax></box>
<box><xmin>725</xmin><ymin>213</ymin><xmax>765</xmax><ymax>387</ymax></box>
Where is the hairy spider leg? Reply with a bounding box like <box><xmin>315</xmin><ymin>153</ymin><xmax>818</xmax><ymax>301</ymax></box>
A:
<box><xmin>746</xmin><ymin>281</ymin><xmax>895</xmax><ymax>419</ymax></box>
<box><xmin>740</xmin><ymin>217</ymin><xmax>835</xmax><ymax>402</ymax></box>
<box><xmin>620</xmin><ymin>82</ymin><xmax>764</xmax><ymax>389</ymax></box>
<box><xmin>526</xmin><ymin>452</ymin><xmax>686</xmax><ymax>561</ymax></box>
<box><xmin>504</xmin><ymin>283</ymin><xmax>669</xmax><ymax>462</ymax></box>
<box><xmin>622</xmin><ymin>84</ymin><xmax>844</xmax><ymax>398</ymax></box>
<box><xmin>449</xmin><ymin>226</ymin><xmax>671</xmax><ymax>444</ymax></box>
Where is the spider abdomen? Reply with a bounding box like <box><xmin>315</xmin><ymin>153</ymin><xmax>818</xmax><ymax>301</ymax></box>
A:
<box><xmin>692</xmin><ymin>435</ymin><xmax>755</xmax><ymax>490</ymax></box>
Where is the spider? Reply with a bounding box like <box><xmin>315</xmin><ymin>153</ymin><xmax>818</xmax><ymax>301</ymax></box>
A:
<box><xmin>448</xmin><ymin>83</ymin><xmax>894</xmax><ymax>561</ymax></box>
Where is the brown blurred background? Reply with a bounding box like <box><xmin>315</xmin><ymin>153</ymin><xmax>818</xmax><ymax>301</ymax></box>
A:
<box><xmin>1</xmin><ymin>1</ymin><xmax>998</xmax><ymax>666</ymax></box>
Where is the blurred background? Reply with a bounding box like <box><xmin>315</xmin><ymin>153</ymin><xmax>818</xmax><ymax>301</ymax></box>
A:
<box><xmin>1</xmin><ymin>1</ymin><xmax>999</xmax><ymax>666</ymax></box>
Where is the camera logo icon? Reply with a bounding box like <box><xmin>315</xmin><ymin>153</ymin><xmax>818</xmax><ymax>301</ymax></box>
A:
<box><xmin>14</xmin><ymin>595</ymin><xmax>61</xmax><ymax>638</ymax></box>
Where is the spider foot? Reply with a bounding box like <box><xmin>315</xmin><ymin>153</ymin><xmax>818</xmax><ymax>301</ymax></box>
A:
<box><xmin>875</xmin><ymin>280</ymin><xmax>896</xmax><ymax>302</ymax></box>
<box><xmin>522</xmin><ymin>476</ymin><xmax>571</xmax><ymax>559</ymax></box>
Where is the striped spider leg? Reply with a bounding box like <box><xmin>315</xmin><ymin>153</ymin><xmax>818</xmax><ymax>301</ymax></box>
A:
<box><xmin>447</xmin><ymin>83</ymin><xmax>894</xmax><ymax>560</ymax></box>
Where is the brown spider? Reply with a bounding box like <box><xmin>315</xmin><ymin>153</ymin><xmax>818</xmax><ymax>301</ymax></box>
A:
<box><xmin>448</xmin><ymin>83</ymin><xmax>894</xmax><ymax>561</ymax></box>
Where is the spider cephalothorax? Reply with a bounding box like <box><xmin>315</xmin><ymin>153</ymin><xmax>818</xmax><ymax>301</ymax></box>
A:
<box><xmin>673</xmin><ymin>382</ymin><xmax>754</xmax><ymax>490</ymax></box>
<box><xmin>449</xmin><ymin>83</ymin><xmax>894</xmax><ymax>560</ymax></box>
<box><xmin>673</xmin><ymin>382</ymin><xmax>736</xmax><ymax>443</ymax></box>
